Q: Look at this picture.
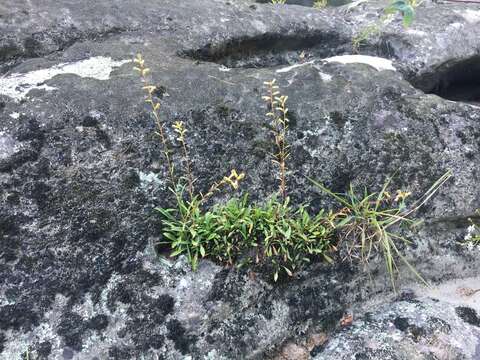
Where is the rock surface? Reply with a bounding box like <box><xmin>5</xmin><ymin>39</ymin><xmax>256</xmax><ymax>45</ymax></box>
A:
<box><xmin>316</xmin><ymin>277</ymin><xmax>480</xmax><ymax>359</ymax></box>
<box><xmin>1</xmin><ymin>0</ymin><xmax>480</xmax><ymax>359</ymax></box>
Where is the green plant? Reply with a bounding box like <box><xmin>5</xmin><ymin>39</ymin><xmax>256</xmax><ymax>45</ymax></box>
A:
<box><xmin>310</xmin><ymin>171</ymin><xmax>452</xmax><ymax>289</ymax></box>
<box><xmin>159</xmin><ymin>194</ymin><xmax>334</xmax><ymax>280</ymax></box>
<box><xmin>313</xmin><ymin>0</ymin><xmax>328</xmax><ymax>9</ymax></box>
<box><xmin>157</xmin><ymin>174</ymin><xmax>245</xmax><ymax>271</ymax></box>
<box><xmin>352</xmin><ymin>14</ymin><xmax>394</xmax><ymax>52</ymax></box>
<box><xmin>134</xmin><ymin>54</ymin><xmax>245</xmax><ymax>268</ymax></box>
<box><xmin>352</xmin><ymin>0</ymin><xmax>419</xmax><ymax>51</ymax></box>
<box><xmin>385</xmin><ymin>0</ymin><xmax>417</xmax><ymax>27</ymax></box>
<box><xmin>271</xmin><ymin>0</ymin><xmax>287</xmax><ymax>4</ymax></box>
<box><xmin>253</xmin><ymin>197</ymin><xmax>334</xmax><ymax>281</ymax></box>
<box><xmin>134</xmin><ymin>55</ymin><xmax>451</xmax><ymax>287</ymax></box>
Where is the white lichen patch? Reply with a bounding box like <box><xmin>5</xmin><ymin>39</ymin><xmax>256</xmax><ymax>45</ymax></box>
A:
<box><xmin>318</xmin><ymin>71</ymin><xmax>333</xmax><ymax>82</ymax></box>
<box><xmin>0</xmin><ymin>133</ymin><xmax>18</xmax><ymax>160</ymax></box>
<box><xmin>0</xmin><ymin>294</ymin><xmax>67</xmax><ymax>360</ymax></box>
<box><xmin>0</xmin><ymin>56</ymin><xmax>130</xmax><ymax>102</ymax></box>
<box><xmin>405</xmin><ymin>29</ymin><xmax>427</xmax><ymax>37</ymax></box>
<box><xmin>276</xmin><ymin>61</ymin><xmax>315</xmax><ymax>73</ymax></box>
<box><xmin>455</xmin><ymin>9</ymin><xmax>480</xmax><ymax>24</ymax></box>
<box><xmin>138</xmin><ymin>171</ymin><xmax>164</xmax><ymax>187</ymax></box>
<box><xmin>322</xmin><ymin>55</ymin><xmax>396</xmax><ymax>72</ymax></box>
<box><xmin>218</xmin><ymin>65</ymin><xmax>231</xmax><ymax>72</ymax></box>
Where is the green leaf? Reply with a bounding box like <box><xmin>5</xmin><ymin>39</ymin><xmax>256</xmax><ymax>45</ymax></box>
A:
<box><xmin>402</xmin><ymin>7</ymin><xmax>414</xmax><ymax>27</ymax></box>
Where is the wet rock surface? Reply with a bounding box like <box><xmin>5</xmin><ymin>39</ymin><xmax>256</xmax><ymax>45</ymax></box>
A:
<box><xmin>1</xmin><ymin>0</ymin><xmax>480</xmax><ymax>358</ymax></box>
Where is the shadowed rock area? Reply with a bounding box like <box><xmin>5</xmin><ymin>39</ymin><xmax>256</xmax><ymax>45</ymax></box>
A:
<box><xmin>1</xmin><ymin>0</ymin><xmax>480</xmax><ymax>359</ymax></box>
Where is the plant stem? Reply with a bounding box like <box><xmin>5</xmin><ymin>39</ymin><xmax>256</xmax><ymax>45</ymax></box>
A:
<box><xmin>181</xmin><ymin>141</ymin><xmax>195</xmax><ymax>201</ymax></box>
<box><xmin>263</xmin><ymin>80</ymin><xmax>289</xmax><ymax>200</ymax></box>
<box><xmin>134</xmin><ymin>55</ymin><xmax>176</xmax><ymax>188</ymax></box>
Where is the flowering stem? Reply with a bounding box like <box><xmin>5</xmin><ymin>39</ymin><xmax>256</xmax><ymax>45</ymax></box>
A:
<box><xmin>134</xmin><ymin>54</ymin><xmax>176</xmax><ymax>189</ymax></box>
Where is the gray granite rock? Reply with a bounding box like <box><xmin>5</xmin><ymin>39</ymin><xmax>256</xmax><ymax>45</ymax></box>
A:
<box><xmin>1</xmin><ymin>0</ymin><xmax>480</xmax><ymax>358</ymax></box>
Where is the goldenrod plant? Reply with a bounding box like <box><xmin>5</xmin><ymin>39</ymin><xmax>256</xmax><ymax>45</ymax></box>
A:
<box><xmin>134</xmin><ymin>54</ymin><xmax>176</xmax><ymax>187</ymax></box>
<box><xmin>263</xmin><ymin>79</ymin><xmax>290</xmax><ymax>200</ymax></box>
<box><xmin>134</xmin><ymin>54</ymin><xmax>245</xmax><ymax>270</ymax></box>
<box><xmin>173</xmin><ymin>121</ymin><xmax>195</xmax><ymax>201</ymax></box>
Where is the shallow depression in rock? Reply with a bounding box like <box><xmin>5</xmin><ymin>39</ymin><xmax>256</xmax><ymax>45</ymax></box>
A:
<box><xmin>179</xmin><ymin>31</ymin><xmax>349</xmax><ymax>68</ymax></box>
<box><xmin>412</xmin><ymin>55</ymin><xmax>480</xmax><ymax>104</ymax></box>
<box><xmin>255</xmin><ymin>0</ymin><xmax>352</xmax><ymax>7</ymax></box>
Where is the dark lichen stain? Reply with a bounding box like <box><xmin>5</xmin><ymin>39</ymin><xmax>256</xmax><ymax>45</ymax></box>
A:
<box><xmin>355</xmin><ymin>348</ymin><xmax>399</xmax><ymax>360</ymax></box>
<box><xmin>330</xmin><ymin>111</ymin><xmax>346</xmax><ymax>128</ymax></box>
<box><xmin>409</xmin><ymin>324</ymin><xmax>426</xmax><ymax>342</ymax></box>
<box><xmin>216</xmin><ymin>104</ymin><xmax>232</xmax><ymax>118</ymax></box>
<box><xmin>310</xmin><ymin>343</ymin><xmax>326</xmax><ymax>356</ymax></box>
<box><xmin>57</xmin><ymin>312</ymin><xmax>87</xmax><ymax>351</ymax></box>
<box><xmin>455</xmin><ymin>306</ymin><xmax>480</xmax><ymax>327</ymax></box>
<box><xmin>395</xmin><ymin>289</ymin><xmax>418</xmax><ymax>303</ymax></box>
<box><xmin>36</xmin><ymin>341</ymin><xmax>52</xmax><ymax>359</ymax></box>
<box><xmin>0</xmin><ymin>332</ymin><xmax>5</xmax><ymax>354</ymax></box>
<box><xmin>167</xmin><ymin>319</ymin><xmax>197</xmax><ymax>354</ymax></box>
<box><xmin>88</xmin><ymin>314</ymin><xmax>109</xmax><ymax>331</ymax></box>
<box><xmin>81</xmin><ymin>114</ymin><xmax>99</xmax><ymax>127</ymax></box>
<box><xmin>122</xmin><ymin>168</ymin><xmax>141</xmax><ymax>189</ymax></box>
<box><xmin>0</xmin><ymin>303</ymin><xmax>40</xmax><ymax>332</ymax></box>
<box><xmin>207</xmin><ymin>269</ymin><xmax>232</xmax><ymax>302</ymax></box>
<box><xmin>393</xmin><ymin>317</ymin><xmax>410</xmax><ymax>332</ymax></box>
<box><xmin>427</xmin><ymin>316</ymin><xmax>451</xmax><ymax>334</ymax></box>
<box><xmin>110</xmin><ymin>293</ymin><xmax>175</xmax><ymax>352</ymax></box>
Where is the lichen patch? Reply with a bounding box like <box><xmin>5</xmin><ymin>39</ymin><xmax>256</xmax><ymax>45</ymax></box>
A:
<box><xmin>322</xmin><ymin>55</ymin><xmax>396</xmax><ymax>72</ymax></box>
<box><xmin>0</xmin><ymin>57</ymin><xmax>130</xmax><ymax>102</ymax></box>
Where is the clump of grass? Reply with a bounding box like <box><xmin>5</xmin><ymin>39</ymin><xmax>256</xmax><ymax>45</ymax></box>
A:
<box><xmin>313</xmin><ymin>0</ymin><xmax>328</xmax><ymax>9</ymax></box>
<box><xmin>310</xmin><ymin>171</ymin><xmax>452</xmax><ymax>288</ymax></box>
<box><xmin>271</xmin><ymin>0</ymin><xmax>287</xmax><ymax>4</ymax></box>
<box><xmin>352</xmin><ymin>0</ymin><xmax>419</xmax><ymax>51</ymax></box>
